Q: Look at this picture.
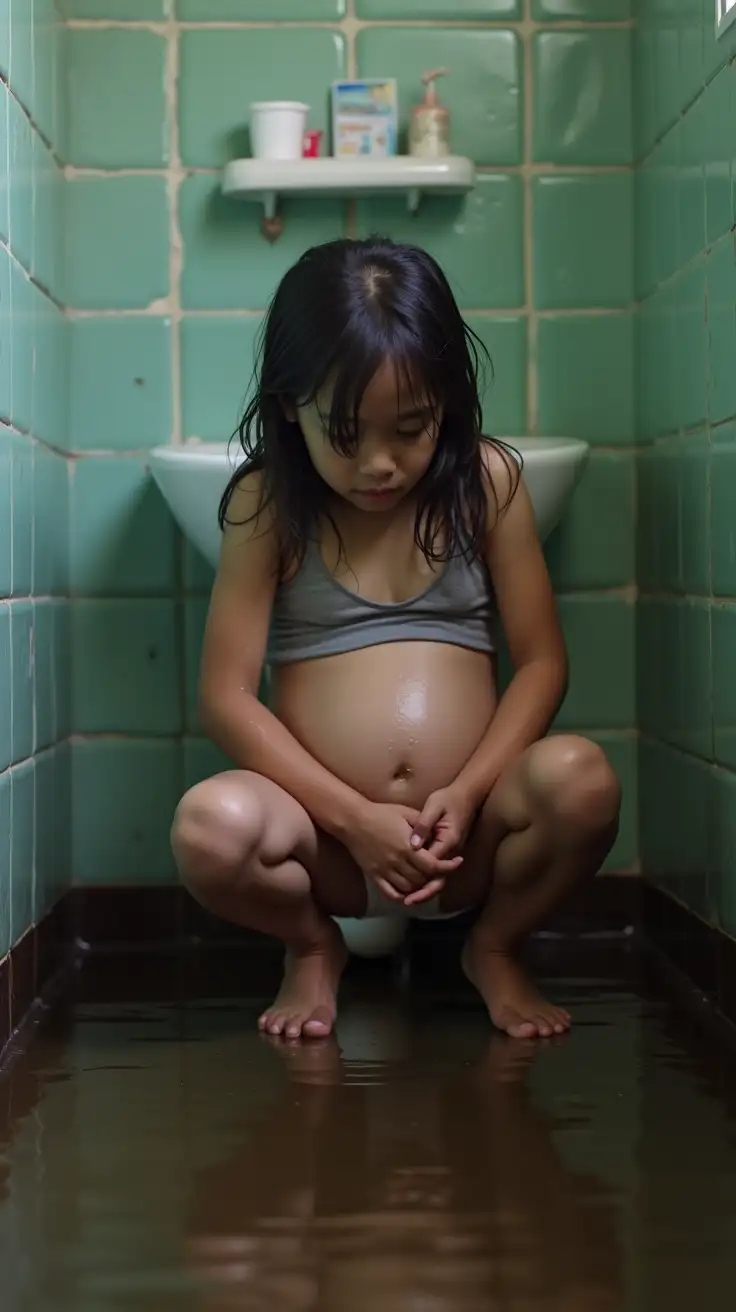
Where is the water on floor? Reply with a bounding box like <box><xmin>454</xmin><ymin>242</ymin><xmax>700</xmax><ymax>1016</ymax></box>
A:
<box><xmin>1</xmin><ymin>952</ymin><xmax>736</xmax><ymax>1311</ymax></box>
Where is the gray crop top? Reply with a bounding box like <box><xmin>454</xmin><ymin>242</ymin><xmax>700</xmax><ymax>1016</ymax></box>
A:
<box><xmin>267</xmin><ymin>538</ymin><xmax>497</xmax><ymax>665</ymax></box>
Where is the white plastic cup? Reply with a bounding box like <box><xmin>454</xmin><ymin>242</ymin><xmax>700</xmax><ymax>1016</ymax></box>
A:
<box><xmin>250</xmin><ymin>101</ymin><xmax>309</xmax><ymax>161</ymax></box>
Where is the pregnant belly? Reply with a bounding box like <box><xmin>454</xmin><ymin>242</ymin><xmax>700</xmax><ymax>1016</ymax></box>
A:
<box><xmin>272</xmin><ymin>643</ymin><xmax>497</xmax><ymax>809</ymax></box>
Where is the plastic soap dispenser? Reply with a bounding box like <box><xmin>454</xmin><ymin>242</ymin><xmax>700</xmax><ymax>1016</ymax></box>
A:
<box><xmin>409</xmin><ymin>67</ymin><xmax>450</xmax><ymax>158</ymax></box>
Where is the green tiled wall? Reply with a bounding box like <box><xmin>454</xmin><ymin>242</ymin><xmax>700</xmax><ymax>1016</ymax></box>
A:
<box><xmin>635</xmin><ymin>2</ymin><xmax>736</xmax><ymax>932</ymax></box>
<box><xmin>65</xmin><ymin>0</ymin><xmax>637</xmax><ymax>885</ymax></box>
<box><xmin>0</xmin><ymin>0</ymin><xmax>70</xmax><ymax>965</ymax></box>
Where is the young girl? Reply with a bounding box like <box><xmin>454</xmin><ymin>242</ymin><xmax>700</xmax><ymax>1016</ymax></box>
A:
<box><xmin>172</xmin><ymin>237</ymin><xmax>621</xmax><ymax>1043</ymax></box>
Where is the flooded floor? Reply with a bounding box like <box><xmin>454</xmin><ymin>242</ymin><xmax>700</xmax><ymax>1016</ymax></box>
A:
<box><xmin>2</xmin><ymin>947</ymin><xmax>736</xmax><ymax>1311</ymax></box>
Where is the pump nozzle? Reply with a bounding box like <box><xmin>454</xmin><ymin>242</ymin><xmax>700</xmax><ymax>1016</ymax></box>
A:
<box><xmin>421</xmin><ymin>67</ymin><xmax>447</xmax><ymax>106</ymax></box>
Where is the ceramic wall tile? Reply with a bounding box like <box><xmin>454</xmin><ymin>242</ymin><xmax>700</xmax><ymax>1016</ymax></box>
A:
<box><xmin>33</xmin><ymin>0</ymin><xmax>62</xmax><ymax>150</ymax></box>
<box><xmin>711</xmin><ymin>424</ymin><xmax>736</xmax><ymax>597</ymax></box>
<box><xmin>8</xmin><ymin>90</ymin><xmax>33</xmax><ymax>275</ymax></box>
<box><xmin>71</xmin><ymin>600</ymin><xmax>182</xmax><ymax>735</ymax></box>
<box><xmin>185</xmin><ymin>597</ymin><xmax>208</xmax><ymax>733</ymax></box>
<box><xmin>10</xmin><ymin>759</ymin><xmax>34</xmax><ymax>943</ymax></box>
<box><xmin>0</xmin><ymin>604</ymin><xmax>9</xmax><ymax>773</ymax></box>
<box><xmin>357</xmin><ymin>176</ymin><xmax>525</xmax><ymax>309</ymax></box>
<box><xmin>0</xmin><ymin>1</ymin><xmax>8</xmax><ymax>81</ymax></box>
<box><xmin>0</xmin><ymin>88</ymin><xmax>8</xmax><ymax>252</ymax></box>
<box><xmin>35</xmin><ymin>307</ymin><xmax>68</xmax><ymax>451</ymax></box>
<box><xmin>11</xmin><ymin>602</ymin><xmax>34</xmax><ymax>765</ymax></box>
<box><xmin>180</xmin><ymin>316</ymin><xmax>263</xmax><ymax>440</ymax></box>
<box><xmin>357</xmin><ymin>1</ymin><xmax>519</xmax><ymax>15</ymax></box>
<box><xmin>10</xmin><ymin>267</ymin><xmax>34</xmax><ymax>436</ymax></box>
<box><xmin>179</xmin><ymin>28</ymin><xmax>346</xmax><ymax>167</ymax></box>
<box><xmin>546</xmin><ymin>452</ymin><xmax>636</xmax><ymax>590</ymax></box>
<box><xmin>537</xmin><ymin>314</ymin><xmax>634</xmax><ymax>444</ymax></box>
<box><xmin>180</xmin><ymin>175</ymin><xmax>344</xmax><ymax>310</ymax></box>
<box><xmin>703</xmin><ymin>65</ymin><xmax>734</xmax><ymax>245</ymax></box>
<box><xmin>533</xmin><ymin>174</ymin><xmax>634</xmax><ymax>310</ymax></box>
<box><xmin>70</xmin><ymin>457</ymin><xmax>178</xmax><ymax>596</ymax></box>
<box><xmin>33</xmin><ymin>447</ymin><xmax>65</xmax><ymax>599</ymax></box>
<box><xmin>712</xmin><ymin>766</ymin><xmax>736</xmax><ymax>937</ymax></box>
<box><xmin>2</xmin><ymin>0</ymin><xmax>70</xmax><ymax>960</ymax></box>
<box><xmin>639</xmin><ymin>740</ymin><xmax>712</xmax><ymax>922</ymax></box>
<box><xmin>706</xmin><ymin>234</ymin><xmax>736</xmax><ymax>426</ymax></box>
<box><xmin>533</xmin><ymin>30</ymin><xmax>632</xmax><ymax>164</ymax></box>
<box><xmin>10</xmin><ymin>433</ymin><xmax>33</xmax><ymax>598</ymax></box>
<box><xmin>71</xmin><ymin>739</ymin><xmax>179</xmax><ymax>884</ymax></box>
<box><xmin>65</xmin><ymin>29</ymin><xmax>168</xmax><ymax>169</ymax></box>
<box><xmin>65</xmin><ymin>177</ymin><xmax>169</xmax><ymax>310</ymax></box>
<box><xmin>0</xmin><ymin>771</ymin><xmax>10</xmax><ymax>958</ymax></box>
<box><xmin>33</xmin><ymin>141</ymin><xmax>63</xmax><ymax>301</ymax></box>
<box><xmin>532</xmin><ymin>0</ymin><xmax>631</xmax><ymax>15</ymax></box>
<box><xmin>465</xmin><ymin>316</ymin><xmax>527</xmax><ymax>436</ymax></box>
<box><xmin>34</xmin><ymin>602</ymin><xmax>56</xmax><ymax>753</ymax></box>
<box><xmin>179</xmin><ymin>0</ymin><xmax>345</xmax><ymax>14</ymax></box>
<box><xmin>9</xmin><ymin>0</ymin><xmax>34</xmax><ymax>118</ymax></box>
<box><xmin>358</xmin><ymin>26</ymin><xmax>522</xmax><ymax>165</ymax></box>
<box><xmin>0</xmin><ymin>433</ymin><xmax>10</xmax><ymax>600</ymax></box>
<box><xmin>69</xmin><ymin>318</ymin><xmax>172</xmax><ymax>451</ymax></box>
<box><xmin>0</xmin><ymin>250</ymin><xmax>9</xmax><ymax>427</ymax></box>
<box><xmin>713</xmin><ymin>604</ymin><xmax>736</xmax><ymax>771</ymax></box>
<box><xmin>555</xmin><ymin>596</ymin><xmax>635</xmax><ymax>730</ymax></box>
<box><xmin>59</xmin><ymin>0</ymin><xmax>166</xmax><ymax>14</ymax></box>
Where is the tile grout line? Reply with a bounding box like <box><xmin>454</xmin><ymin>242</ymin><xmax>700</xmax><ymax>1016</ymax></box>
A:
<box><xmin>64</xmin><ymin>18</ymin><xmax>635</xmax><ymax>30</ymax></box>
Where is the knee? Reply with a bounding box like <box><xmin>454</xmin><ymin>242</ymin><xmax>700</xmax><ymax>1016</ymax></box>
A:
<box><xmin>528</xmin><ymin>736</ymin><xmax>621</xmax><ymax>840</ymax></box>
<box><xmin>171</xmin><ymin>779</ymin><xmax>267</xmax><ymax>894</ymax></box>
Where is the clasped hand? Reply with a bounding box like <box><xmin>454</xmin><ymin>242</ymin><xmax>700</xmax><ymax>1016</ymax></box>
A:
<box><xmin>346</xmin><ymin>787</ymin><xmax>476</xmax><ymax>908</ymax></box>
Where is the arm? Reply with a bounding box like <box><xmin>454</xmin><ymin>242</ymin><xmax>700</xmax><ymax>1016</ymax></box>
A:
<box><xmin>452</xmin><ymin>445</ymin><xmax>568</xmax><ymax>809</ymax></box>
<box><xmin>407</xmin><ymin>446</ymin><xmax>568</xmax><ymax>869</ymax></box>
<box><xmin>198</xmin><ymin>474</ymin><xmax>367</xmax><ymax>842</ymax></box>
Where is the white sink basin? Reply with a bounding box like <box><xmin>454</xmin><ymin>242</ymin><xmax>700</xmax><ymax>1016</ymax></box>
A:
<box><xmin>149</xmin><ymin>437</ymin><xmax>589</xmax><ymax>570</ymax></box>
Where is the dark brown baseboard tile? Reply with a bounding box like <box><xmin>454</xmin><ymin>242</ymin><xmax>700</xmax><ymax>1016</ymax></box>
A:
<box><xmin>69</xmin><ymin>874</ymin><xmax>641</xmax><ymax>950</ymax></box>
<box><xmin>0</xmin><ymin>899</ymin><xmax>75</xmax><ymax>1066</ymax></box>
<box><xmin>1</xmin><ymin>875</ymin><xmax>645</xmax><ymax>1062</ymax></box>
<box><xmin>642</xmin><ymin>882</ymin><xmax>736</xmax><ymax>1029</ymax></box>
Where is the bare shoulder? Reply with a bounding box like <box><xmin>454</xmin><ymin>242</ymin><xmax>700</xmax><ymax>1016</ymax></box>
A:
<box><xmin>219</xmin><ymin>467</ymin><xmax>278</xmax><ymax>566</ymax></box>
<box><xmin>479</xmin><ymin>437</ymin><xmax>523</xmax><ymax>530</ymax></box>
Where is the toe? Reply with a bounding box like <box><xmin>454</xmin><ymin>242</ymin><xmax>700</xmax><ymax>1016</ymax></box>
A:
<box><xmin>284</xmin><ymin>1016</ymin><xmax>304</xmax><ymax>1039</ymax></box>
<box><xmin>535</xmin><ymin>1015</ymin><xmax>554</xmax><ymax>1038</ymax></box>
<box><xmin>302</xmin><ymin>1007</ymin><xmax>334</xmax><ymax>1039</ymax></box>
<box><xmin>267</xmin><ymin>1013</ymin><xmax>286</xmax><ymax>1036</ymax></box>
<box><xmin>503</xmin><ymin>1012</ymin><xmax>539</xmax><ymax>1039</ymax></box>
<box><xmin>551</xmin><ymin>1008</ymin><xmax>571</xmax><ymax>1032</ymax></box>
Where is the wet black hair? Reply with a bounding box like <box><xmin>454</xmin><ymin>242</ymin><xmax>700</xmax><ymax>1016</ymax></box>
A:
<box><xmin>219</xmin><ymin>236</ymin><xmax>519</xmax><ymax>574</ymax></box>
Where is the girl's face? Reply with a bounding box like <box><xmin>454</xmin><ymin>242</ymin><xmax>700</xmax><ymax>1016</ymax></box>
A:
<box><xmin>295</xmin><ymin>358</ymin><xmax>441</xmax><ymax>512</ymax></box>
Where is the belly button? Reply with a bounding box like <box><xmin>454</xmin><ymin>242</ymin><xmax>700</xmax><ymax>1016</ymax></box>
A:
<box><xmin>393</xmin><ymin>763</ymin><xmax>413</xmax><ymax>782</ymax></box>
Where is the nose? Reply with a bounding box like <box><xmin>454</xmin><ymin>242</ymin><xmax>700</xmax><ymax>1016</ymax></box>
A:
<box><xmin>358</xmin><ymin>442</ymin><xmax>396</xmax><ymax>480</ymax></box>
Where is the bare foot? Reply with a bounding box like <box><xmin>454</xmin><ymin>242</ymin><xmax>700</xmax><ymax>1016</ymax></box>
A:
<box><xmin>258</xmin><ymin>926</ymin><xmax>348</xmax><ymax>1040</ymax></box>
<box><xmin>462</xmin><ymin>937</ymin><xmax>571</xmax><ymax>1040</ymax></box>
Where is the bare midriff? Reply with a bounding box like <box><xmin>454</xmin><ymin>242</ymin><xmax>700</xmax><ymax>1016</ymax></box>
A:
<box><xmin>272</xmin><ymin>642</ymin><xmax>497</xmax><ymax>810</ymax></box>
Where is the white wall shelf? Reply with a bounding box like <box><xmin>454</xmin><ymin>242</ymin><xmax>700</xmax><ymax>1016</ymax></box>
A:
<box><xmin>221</xmin><ymin>156</ymin><xmax>476</xmax><ymax>241</ymax></box>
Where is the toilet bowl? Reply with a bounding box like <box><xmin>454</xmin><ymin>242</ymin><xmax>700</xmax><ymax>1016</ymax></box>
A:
<box><xmin>150</xmin><ymin>436</ymin><xmax>589</xmax><ymax>959</ymax></box>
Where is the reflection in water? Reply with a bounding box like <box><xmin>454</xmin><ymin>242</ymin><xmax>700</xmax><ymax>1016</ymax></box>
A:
<box><xmin>3</xmin><ymin>972</ymin><xmax>736</xmax><ymax>1310</ymax></box>
<box><xmin>186</xmin><ymin>1003</ymin><xmax>621</xmax><ymax>1311</ymax></box>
